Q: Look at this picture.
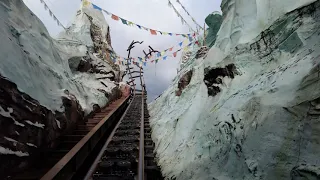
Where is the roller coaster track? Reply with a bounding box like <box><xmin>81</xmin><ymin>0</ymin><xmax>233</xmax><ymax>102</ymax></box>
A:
<box><xmin>9</xmin><ymin>46</ymin><xmax>161</xmax><ymax>179</ymax></box>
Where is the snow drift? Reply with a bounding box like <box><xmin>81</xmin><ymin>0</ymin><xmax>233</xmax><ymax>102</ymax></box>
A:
<box><xmin>149</xmin><ymin>0</ymin><xmax>320</xmax><ymax>179</ymax></box>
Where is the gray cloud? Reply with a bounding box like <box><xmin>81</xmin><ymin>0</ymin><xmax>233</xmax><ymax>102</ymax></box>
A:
<box><xmin>23</xmin><ymin>0</ymin><xmax>221</xmax><ymax>102</ymax></box>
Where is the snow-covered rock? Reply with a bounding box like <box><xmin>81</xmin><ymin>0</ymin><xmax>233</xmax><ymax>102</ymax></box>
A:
<box><xmin>0</xmin><ymin>0</ymin><xmax>123</xmax><ymax>177</ymax></box>
<box><xmin>149</xmin><ymin>0</ymin><xmax>320</xmax><ymax>179</ymax></box>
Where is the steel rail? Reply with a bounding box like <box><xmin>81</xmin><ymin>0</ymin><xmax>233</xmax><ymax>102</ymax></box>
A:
<box><xmin>138</xmin><ymin>92</ymin><xmax>145</xmax><ymax>180</ymax></box>
<box><xmin>84</xmin><ymin>95</ymin><xmax>135</xmax><ymax>180</ymax></box>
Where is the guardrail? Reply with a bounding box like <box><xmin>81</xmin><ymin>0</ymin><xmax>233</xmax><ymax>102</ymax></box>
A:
<box><xmin>41</xmin><ymin>96</ymin><xmax>130</xmax><ymax>180</ymax></box>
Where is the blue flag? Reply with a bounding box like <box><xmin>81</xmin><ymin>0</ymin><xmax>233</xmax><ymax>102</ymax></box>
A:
<box><xmin>163</xmin><ymin>56</ymin><xmax>167</xmax><ymax>60</ymax></box>
<box><xmin>92</xmin><ymin>4</ymin><xmax>102</xmax><ymax>11</ymax></box>
<box><xmin>179</xmin><ymin>42</ymin><xmax>183</xmax><ymax>47</ymax></box>
<box><xmin>157</xmin><ymin>52</ymin><xmax>161</xmax><ymax>57</ymax></box>
<box><xmin>143</xmin><ymin>62</ymin><xmax>147</xmax><ymax>66</ymax></box>
<box><xmin>136</xmin><ymin>24</ymin><xmax>142</xmax><ymax>29</ymax></box>
<box><xmin>168</xmin><ymin>33</ymin><xmax>173</xmax><ymax>36</ymax></box>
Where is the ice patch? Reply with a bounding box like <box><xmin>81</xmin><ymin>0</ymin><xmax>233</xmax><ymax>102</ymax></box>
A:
<box><xmin>55</xmin><ymin>119</ymin><xmax>61</xmax><ymax>129</ymax></box>
<box><xmin>0</xmin><ymin>146</ymin><xmax>29</xmax><ymax>157</ymax></box>
<box><xmin>26</xmin><ymin>143</ymin><xmax>37</xmax><ymax>148</ymax></box>
<box><xmin>0</xmin><ymin>106</ymin><xmax>25</xmax><ymax>127</ymax></box>
<box><xmin>25</xmin><ymin>120</ymin><xmax>45</xmax><ymax>129</ymax></box>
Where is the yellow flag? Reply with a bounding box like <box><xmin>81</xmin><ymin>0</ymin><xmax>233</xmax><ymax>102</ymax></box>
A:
<box><xmin>161</xmin><ymin>51</ymin><xmax>165</xmax><ymax>56</ymax></box>
<box><xmin>184</xmin><ymin>46</ymin><xmax>189</xmax><ymax>51</ymax></box>
<box><xmin>83</xmin><ymin>0</ymin><xmax>90</xmax><ymax>7</ymax></box>
<box><xmin>183</xmin><ymin>39</ymin><xmax>189</xmax><ymax>45</ymax></box>
<box><xmin>162</xmin><ymin>32</ymin><xmax>168</xmax><ymax>35</ymax></box>
<box><xmin>128</xmin><ymin>21</ymin><xmax>134</xmax><ymax>26</ymax></box>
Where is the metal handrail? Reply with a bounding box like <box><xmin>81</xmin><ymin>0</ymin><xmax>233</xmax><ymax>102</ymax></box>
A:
<box><xmin>138</xmin><ymin>92</ymin><xmax>145</xmax><ymax>180</ymax></box>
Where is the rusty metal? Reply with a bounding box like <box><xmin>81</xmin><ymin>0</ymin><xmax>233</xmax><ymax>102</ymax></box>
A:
<box><xmin>41</xmin><ymin>96</ymin><xmax>130</xmax><ymax>180</ymax></box>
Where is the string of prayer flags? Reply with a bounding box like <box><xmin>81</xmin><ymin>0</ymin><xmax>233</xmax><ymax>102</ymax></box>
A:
<box><xmin>175</xmin><ymin>0</ymin><xmax>204</xmax><ymax>30</ymax></box>
<box><xmin>40</xmin><ymin>0</ymin><xmax>66</xmax><ymax>29</ymax></box>
<box><xmin>167</xmin><ymin>0</ymin><xmax>196</xmax><ymax>33</ymax></box>
<box><xmin>88</xmin><ymin>2</ymin><xmax>196</xmax><ymax>37</ymax></box>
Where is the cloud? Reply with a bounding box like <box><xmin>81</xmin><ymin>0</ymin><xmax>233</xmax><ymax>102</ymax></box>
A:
<box><xmin>22</xmin><ymin>0</ymin><xmax>221</xmax><ymax>102</ymax></box>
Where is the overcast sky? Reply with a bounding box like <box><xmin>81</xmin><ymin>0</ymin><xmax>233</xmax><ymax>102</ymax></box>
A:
<box><xmin>23</xmin><ymin>0</ymin><xmax>221</xmax><ymax>102</ymax></box>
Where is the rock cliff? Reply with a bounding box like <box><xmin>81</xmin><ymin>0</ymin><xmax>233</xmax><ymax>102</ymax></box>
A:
<box><xmin>0</xmin><ymin>0</ymin><xmax>123</xmax><ymax>177</ymax></box>
<box><xmin>149</xmin><ymin>0</ymin><xmax>320</xmax><ymax>179</ymax></box>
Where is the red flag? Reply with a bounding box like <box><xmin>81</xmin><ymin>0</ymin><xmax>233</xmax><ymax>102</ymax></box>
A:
<box><xmin>173</xmin><ymin>51</ymin><xmax>177</xmax><ymax>57</ymax></box>
<box><xmin>169</xmin><ymin>47</ymin><xmax>174</xmax><ymax>51</ymax></box>
<box><xmin>193</xmin><ymin>32</ymin><xmax>196</xmax><ymax>37</ymax></box>
<box><xmin>151</xmin><ymin>60</ymin><xmax>155</xmax><ymax>63</ymax></box>
<box><xmin>111</xmin><ymin>14</ymin><xmax>119</xmax><ymax>21</ymax></box>
<box><xmin>150</xmin><ymin>29</ymin><xmax>157</xmax><ymax>35</ymax></box>
<box><xmin>195</xmin><ymin>41</ymin><xmax>200</xmax><ymax>46</ymax></box>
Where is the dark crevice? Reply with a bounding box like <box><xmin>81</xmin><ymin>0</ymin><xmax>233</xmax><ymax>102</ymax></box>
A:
<box><xmin>204</xmin><ymin>64</ymin><xmax>238</xmax><ymax>96</ymax></box>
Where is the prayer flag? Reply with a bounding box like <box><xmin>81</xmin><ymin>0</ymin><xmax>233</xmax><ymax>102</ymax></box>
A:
<box><xmin>168</xmin><ymin>33</ymin><xmax>172</xmax><ymax>36</ymax></box>
<box><xmin>169</xmin><ymin>47</ymin><xmax>174</xmax><ymax>51</ymax></box>
<box><xmin>173</xmin><ymin>51</ymin><xmax>177</xmax><ymax>57</ymax></box>
<box><xmin>111</xmin><ymin>14</ymin><xmax>119</xmax><ymax>21</ymax></box>
<box><xmin>163</xmin><ymin>56</ymin><xmax>168</xmax><ymax>60</ymax></box>
<box><xmin>183</xmin><ymin>39</ymin><xmax>189</xmax><ymax>45</ymax></box>
<box><xmin>120</xmin><ymin>18</ymin><xmax>127</xmax><ymax>25</ymax></box>
<box><xmin>128</xmin><ymin>21</ymin><xmax>134</xmax><ymax>26</ymax></box>
<box><xmin>83</xmin><ymin>0</ymin><xmax>90</xmax><ymax>7</ymax></box>
<box><xmin>92</xmin><ymin>4</ymin><xmax>102</xmax><ymax>11</ymax></box>
<box><xmin>136</xmin><ymin>24</ymin><xmax>142</xmax><ymax>29</ymax></box>
<box><xmin>143</xmin><ymin>62</ymin><xmax>147</xmax><ymax>66</ymax></box>
<box><xmin>157</xmin><ymin>52</ymin><xmax>161</xmax><ymax>57</ymax></box>
<box><xmin>150</xmin><ymin>29</ymin><xmax>157</xmax><ymax>35</ymax></box>
<box><xmin>155</xmin><ymin>59</ymin><xmax>159</xmax><ymax>63</ymax></box>
<box><xmin>163</xmin><ymin>32</ymin><xmax>168</xmax><ymax>35</ymax></box>
<box><xmin>179</xmin><ymin>42</ymin><xmax>183</xmax><ymax>47</ymax></box>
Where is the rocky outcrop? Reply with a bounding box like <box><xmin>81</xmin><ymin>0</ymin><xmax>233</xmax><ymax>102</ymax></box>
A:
<box><xmin>204</xmin><ymin>64</ymin><xmax>238</xmax><ymax>96</ymax></box>
<box><xmin>0</xmin><ymin>75</ymin><xmax>84</xmax><ymax>177</ymax></box>
<box><xmin>149</xmin><ymin>0</ymin><xmax>320</xmax><ymax>179</ymax></box>
<box><xmin>176</xmin><ymin>70</ymin><xmax>193</xmax><ymax>96</ymax></box>
<box><xmin>205</xmin><ymin>12</ymin><xmax>222</xmax><ymax>47</ymax></box>
<box><xmin>0</xmin><ymin>0</ymin><xmax>124</xmax><ymax>176</ymax></box>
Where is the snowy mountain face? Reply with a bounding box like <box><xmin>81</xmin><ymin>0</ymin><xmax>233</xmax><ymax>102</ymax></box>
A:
<box><xmin>149</xmin><ymin>0</ymin><xmax>320</xmax><ymax>179</ymax></box>
<box><xmin>0</xmin><ymin>0</ymin><xmax>123</xmax><ymax>176</ymax></box>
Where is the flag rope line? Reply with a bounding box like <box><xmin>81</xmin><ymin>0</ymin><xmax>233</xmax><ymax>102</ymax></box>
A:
<box><xmin>167</xmin><ymin>0</ymin><xmax>196</xmax><ymax>33</ymax></box>
<box><xmin>39</xmin><ymin>0</ymin><xmax>66</xmax><ymax>29</ymax></box>
<box><xmin>83</xmin><ymin>0</ymin><xmax>197</xmax><ymax>37</ymax></box>
<box><xmin>175</xmin><ymin>0</ymin><xmax>204</xmax><ymax>30</ymax></box>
